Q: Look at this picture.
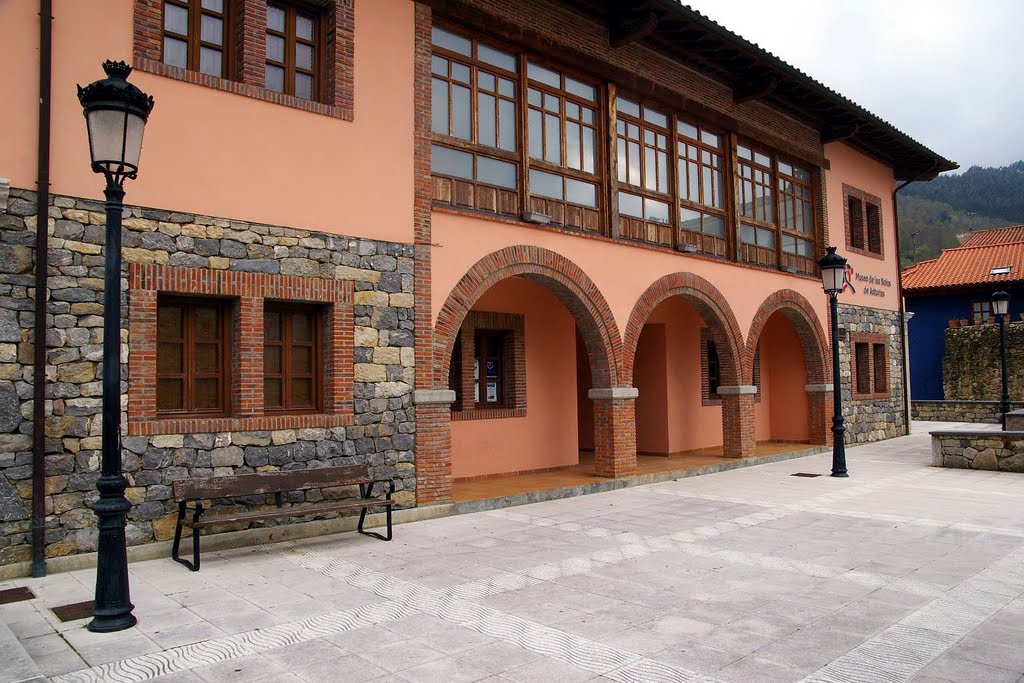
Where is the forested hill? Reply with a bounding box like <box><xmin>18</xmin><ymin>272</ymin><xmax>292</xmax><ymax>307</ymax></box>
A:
<box><xmin>896</xmin><ymin>161</ymin><xmax>1024</xmax><ymax>267</ymax></box>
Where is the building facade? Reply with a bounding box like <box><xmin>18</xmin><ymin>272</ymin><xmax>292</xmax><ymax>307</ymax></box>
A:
<box><xmin>0</xmin><ymin>0</ymin><xmax>953</xmax><ymax>568</ymax></box>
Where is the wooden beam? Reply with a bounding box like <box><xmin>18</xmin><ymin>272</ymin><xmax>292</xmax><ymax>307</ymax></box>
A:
<box><xmin>609</xmin><ymin>10</ymin><xmax>659</xmax><ymax>47</ymax></box>
<box><xmin>732</xmin><ymin>76</ymin><xmax>777</xmax><ymax>104</ymax></box>
<box><xmin>820</xmin><ymin>122</ymin><xmax>860</xmax><ymax>143</ymax></box>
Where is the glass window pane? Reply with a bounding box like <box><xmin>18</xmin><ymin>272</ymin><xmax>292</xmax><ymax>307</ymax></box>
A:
<box><xmin>157</xmin><ymin>378</ymin><xmax>183</xmax><ymax>411</ymax></box>
<box><xmin>737</xmin><ymin>144</ymin><xmax>752</xmax><ymax>160</ymax></box>
<box><xmin>296</xmin><ymin>14</ymin><xmax>314</xmax><ymax>41</ymax></box>
<box><xmin>163</xmin><ymin>37</ymin><xmax>187</xmax><ymax>68</ymax></box>
<box><xmin>582</xmin><ymin>127</ymin><xmax>595</xmax><ymax>174</ymax></box>
<box><xmin>543</xmin><ymin>93</ymin><xmax>559</xmax><ymax>113</ymax></box>
<box><xmin>478</xmin><ymin>93</ymin><xmax>496</xmax><ymax>148</ymax></box>
<box><xmin>645</xmin><ymin>198</ymin><xmax>670</xmax><ymax>223</ymax></box>
<box><xmin>565</xmin><ymin>178</ymin><xmax>596</xmax><ymax>207</ymax></box>
<box><xmin>265</xmin><ymin>345</ymin><xmax>281</xmax><ymax>374</ymax></box>
<box><xmin>741</xmin><ymin>224</ymin><xmax>756</xmax><ymax>244</ymax></box>
<box><xmin>200</xmin><ymin>47</ymin><xmax>222</xmax><ymax>76</ymax></box>
<box><xmin>478</xmin><ymin>71</ymin><xmax>495</xmax><ymax>91</ymax></box>
<box><xmin>431</xmin><ymin>145</ymin><xmax>473</xmax><ymax>180</ymax></box>
<box><xmin>292</xmin><ymin>378</ymin><xmax>314</xmax><ymax>407</ymax></box>
<box><xmin>794</xmin><ymin>167</ymin><xmax>812</xmax><ymax>182</ymax></box>
<box><xmin>431</xmin><ymin>55</ymin><xmax>447</xmax><ymax>76</ymax></box>
<box><xmin>165</xmin><ymin>3</ymin><xmax>188</xmax><ymax>34</ymax></box>
<box><xmin>451</xmin><ymin>62</ymin><xmax>470</xmax><ymax>84</ymax></box>
<box><xmin>201</xmin><ymin>0</ymin><xmax>223</xmax><ymax>12</ymax></box>
<box><xmin>679</xmin><ymin>208</ymin><xmax>701</xmax><ymax>233</ymax></box>
<box><xmin>582</xmin><ymin>108</ymin><xmax>594</xmax><ymax>125</ymax></box>
<box><xmin>195</xmin><ymin>307</ymin><xmax>219</xmax><ymax>339</ymax></box>
<box><xmin>267</xmin><ymin>34</ymin><xmax>285</xmax><ymax>63</ymax></box>
<box><xmin>701</xmin><ymin>130</ymin><xmax>721</xmax><ymax>148</ymax></box>
<box><xmin>677</xmin><ymin>120</ymin><xmax>698</xmax><ymax>140</ymax></box>
<box><xmin>644</xmin><ymin>147</ymin><xmax>656</xmax><ymax>191</ymax></box>
<box><xmin>296</xmin><ymin>43</ymin><xmax>314</xmax><ymax>70</ymax></box>
<box><xmin>529</xmin><ymin>170</ymin><xmax>563</xmax><ymax>200</ymax></box>
<box><xmin>292</xmin><ymin>313</ymin><xmax>313</xmax><ymax>342</ymax></box>
<box><xmin>528</xmin><ymin>109</ymin><xmax>543</xmax><ymax>159</ymax></box>
<box><xmin>432</xmin><ymin>26</ymin><xmax>471</xmax><ymax>56</ymax></box>
<box><xmin>566</xmin><ymin>121</ymin><xmax>581</xmax><ymax>170</ymax></box>
<box><xmin>201</xmin><ymin>14</ymin><xmax>222</xmax><ymax>45</ymax></box>
<box><xmin>498</xmin><ymin>99</ymin><xmax>516</xmax><ymax>152</ymax></box>
<box><xmin>452</xmin><ymin>84</ymin><xmax>471</xmax><ymax>140</ymax></box>
<box><xmin>643</xmin><ymin>107</ymin><xmax>667</xmax><ymax>128</ymax></box>
<box><xmin>264</xmin><ymin>310</ymin><xmax>281</xmax><ymax>341</ymax></box>
<box><xmin>757</xmin><ymin>227</ymin><xmax>776</xmax><ymax>248</ymax></box>
<box><xmin>704</xmin><ymin>215</ymin><xmax>726</xmax><ymax>237</ymax></box>
<box><xmin>755</xmin><ymin>151</ymin><xmax>772</xmax><ymax>167</ymax></box>
<box><xmin>195</xmin><ymin>343</ymin><xmax>219</xmax><ymax>373</ymax></box>
<box><xmin>158</xmin><ymin>305</ymin><xmax>184</xmax><ymax>339</ymax></box>
<box><xmin>657</xmin><ymin>151</ymin><xmax>668</xmax><ymax>194</ymax></box>
<box><xmin>267</xmin><ymin>5</ymin><xmax>285</xmax><ymax>32</ymax></box>
<box><xmin>617</xmin><ymin>138</ymin><xmax>627</xmax><ymax>182</ymax></box>
<box><xmin>194</xmin><ymin>378</ymin><xmax>219</xmax><ymax>410</ymax></box>
<box><xmin>778</xmin><ymin>160</ymin><xmax>793</xmax><ymax>177</ymax></box>
<box><xmin>478</xmin><ymin>43</ymin><xmax>517</xmax><ymax>72</ymax></box>
<box><xmin>292</xmin><ymin>346</ymin><xmax>313</xmax><ymax>375</ymax></box>
<box><xmin>527</xmin><ymin>62</ymin><xmax>560</xmax><ymax>88</ymax></box>
<box><xmin>431</xmin><ymin>78</ymin><xmax>449</xmax><ymax>134</ymax></box>
<box><xmin>527</xmin><ymin>88</ymin><xmax>542</xmax><ymax>107</ymax></box>
<box><xmin>498</xmin><ymin>78</ymin><xmax>515</xmax><ymax>98</ymax></box>
<box><xmin>782</xmin><ymin>234</ymin><xmax>796</xmax><ymax>254</ymax></box>
<box><xmin>265</xmin><ymin>378</ymin><xmax>282</xmax><ymax>408</ymax></box>
<box><xmin>265</xmin><ymin>64</ymin><xmax>285</xmax><ymax>92</ymax></box>
<box><xmin>477</xmin><ymin>157</ymin><xmax>517</xmax><ymax>190</ymax></box>
<box><xmin>295</xmin><ymin>73</ymin><xmax>313</xmax><ymax>100</ymax></box>
<box><xmin>564</xmin><ymin>76</ymin><xmax>595</xmax><ymax>101</ymax></box>
<box><xmin>544</xmin><ymin>113</ymin><xmax>561</xmax><ymax>165</ymax></box>
<box><xmin>617</xmin><ymin>97</ymin><xmax>640</xmax><ymax>118</ymax></box>
<box><xmin>158</xmin><ymin>342</ymin><xmax>183</xmax><ymax>374</ymax></box>
<box><xmin>618</xmin><ymin>192</ymin><xmax>643</xmax><ymax>219</ymax></box>
<box><xmin>628</xmin><ymin>141</ymin><xmax>641</xmax><ymax>186</ymax></box>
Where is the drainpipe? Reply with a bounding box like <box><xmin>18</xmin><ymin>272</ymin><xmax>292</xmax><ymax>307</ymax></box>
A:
<box><xmin>32</xmin><ymin>0</ymin><xmax>53</xmax><ymax>578</ymax></box>
<box><xmin>892</xmin><ymin>161</ymin><xmax>939</xmax><ymax>437</ymax></box>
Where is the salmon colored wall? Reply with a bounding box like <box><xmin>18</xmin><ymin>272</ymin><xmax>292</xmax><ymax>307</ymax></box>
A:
<box><xmin>824</xmin><ymin>143</ymin><xmax>900</xmax><ymax>312</ymax></box>
<box><xmin>451</xmin><ymin>278</ymin><xmax>579</xmax><ymax>478</ymax></box>
<box><xmin>431</xmin><ymin>212</ymin><xmax>832</xmax><ymax>356</ymax></box>
<box><xmin>0</xmin><ymin>0</ymin><xmax>414</xmax><ymax>244</ymax></box>
<box><xmin>634</xmin><ymin>325</ymin><xmax>669</xmax><ymax>453</ymax></box>
<box><xmin>759</xmin><ymin>312</ymin><xmax>810</xmax><ymax>441</ymax></box>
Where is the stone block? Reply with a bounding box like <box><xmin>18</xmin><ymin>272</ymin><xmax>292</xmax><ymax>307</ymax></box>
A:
<box><xmin>355</xmin><ymin>363</ymin><xmax>387</xmax><ymax>382</ymax></box>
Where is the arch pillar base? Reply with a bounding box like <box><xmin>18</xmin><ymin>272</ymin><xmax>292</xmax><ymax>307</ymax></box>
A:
<box><xmin>806</xmin><ymin>384</ymin><xmax>834</xmax><ymax>446</ymax></box>
<box><xmin>414</xmin><ymin>390</ymin><xmax>456</xmax><ymax>505</ymax></box>
<box><xmin>589</xmin><ymin>388</ymin><xmax>638</xmax><ymax>478</ymax></box>
<box><xmin>720</xmin><ymin>389</ymin><xmax>756</xmax><ymax>457</ymax></box>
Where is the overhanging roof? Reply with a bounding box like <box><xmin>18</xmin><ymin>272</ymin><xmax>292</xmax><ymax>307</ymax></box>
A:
<box><xmin>559</xmin><ymin>0</ymin><xmax>958</xmax><ymax>181</ymax></box>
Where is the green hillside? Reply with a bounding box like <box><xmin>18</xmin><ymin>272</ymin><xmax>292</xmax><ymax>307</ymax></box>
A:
<box><xmin>896</xmin><ymin>161</ymin><xmax>1024</xmax><ymax>267</ymax></box>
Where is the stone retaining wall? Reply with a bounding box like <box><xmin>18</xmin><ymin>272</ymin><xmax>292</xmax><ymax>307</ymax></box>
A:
<box><xmin>944</xmin><ymin>321</ymin><xmax>1024</xmax><ymax>401</ymax></box>
<box><xmin>912</xmin><ymin>400</ymin><xmax>1024</xmax><ymax>424</ymax></box>
<box><xmin>838</xmin><ymin>304</ymin><xmax>905</xmax><ymax>443</ymax></box>
<box><xmin>931</xmin><ymin>430</ymin><xmax>1024</xmax><ymax>472</ymax></box>
<box><xmin>0</xmin><ymin>183</ymin><xmax>416</xmax><ymax>565</ymax></box>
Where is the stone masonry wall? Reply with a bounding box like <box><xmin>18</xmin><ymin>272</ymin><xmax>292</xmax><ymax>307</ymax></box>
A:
<box><xmin>0</xmin><ymin>183</ymin><xmax>416</xmax><ymax>565</ymax></box>
<box><xmin>912</xmin><ymin>400</ymin><xmax>1024</xmax><ymax>424</ymax></box>
<box><xmin>838</xmin><ymin>304</ymin><xmax>905</xmax><ymax>443</ymax></box>
<box><xmin>944</xmin><ymin>321</ymin><xmax>1024</xmax><ymax>402</ymax></box>
<box><xmin>932</xmin><ymin>431</ymin><xmax>1024</xmax><ymax>472</ymax></box>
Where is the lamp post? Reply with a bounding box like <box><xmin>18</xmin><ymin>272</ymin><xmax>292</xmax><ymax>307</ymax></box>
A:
<box><xmin>77</xmin><ymin>61</ymin><xmax>154</xmax><ymax>633</ymax></box>
<box><xmin>818</xmin><ymin>246</ymin><xmax>849</xmax><ymax>477</ymax></box>
<box><xmin>992</xmin><ymin>290</ymin><xmax>1010</xmax><ymax>429</ymax></box>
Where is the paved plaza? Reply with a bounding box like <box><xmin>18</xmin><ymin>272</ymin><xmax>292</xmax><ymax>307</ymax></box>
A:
<box><xmin>3</xmin><ymin>421</ymin><xmax>1024</xmax><ymax>683</ymax></box>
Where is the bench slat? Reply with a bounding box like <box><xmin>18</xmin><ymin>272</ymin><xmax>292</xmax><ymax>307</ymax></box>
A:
<box><xmin>182</xmin><ymin>498</ymin><xmax>395</xmax><ymax>528</ymax></box>
<box><xmin>173</xmin><ymin>465</ymin><xmax>371</xmax><ymax>501</ymax></box>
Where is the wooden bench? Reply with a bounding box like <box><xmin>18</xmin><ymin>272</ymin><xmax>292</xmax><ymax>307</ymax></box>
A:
<box><xmin>171</xmin><ymin>465</ymin><xmax>394</xmax><ymax>571</ymax></box>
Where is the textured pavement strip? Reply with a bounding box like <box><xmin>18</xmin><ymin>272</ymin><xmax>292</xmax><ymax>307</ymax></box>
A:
<box><xmin>800</xmin><ymin>545</ymin><xmax>1024</xmax><ymax>683</ymax></box>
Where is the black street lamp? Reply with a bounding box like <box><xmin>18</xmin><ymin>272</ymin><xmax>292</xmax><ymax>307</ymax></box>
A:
<box><xmin>77</xmin><ymin>61</ymin><xmax>154</xmax><ymax>633</ymax></box>
<box><xmin>992</xmin><ymin>290</ymin><xmax>1011</xmax><ymax>429</ymax></box>
<box><xmin>819</xmin><ymin>246</ymin><xmax>849</xmax><ymax>477</ymax></box>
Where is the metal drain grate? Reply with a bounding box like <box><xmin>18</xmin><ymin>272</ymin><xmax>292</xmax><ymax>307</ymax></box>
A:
<box><xmin>51</xmin><ymin>600</ymin><xmax>94</xmax><ymax>622</ymax></box>
<box><xmin>791</xmin><ymin>472</ymin><xmax>822</xmax><ymax>478</ymax></box>
<box><xmin>0</xmin><ymin>587</ymin><xmax>35</xmax><ymax>604</ymax></box>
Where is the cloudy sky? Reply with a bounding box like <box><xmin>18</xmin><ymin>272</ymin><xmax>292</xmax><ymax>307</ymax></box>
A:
<box><xmin>684</xmin><ymin>0</ymin><xmax>1024</xmax><ymax>172</ymax></box>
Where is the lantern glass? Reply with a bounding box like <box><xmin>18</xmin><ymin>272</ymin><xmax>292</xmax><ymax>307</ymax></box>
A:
<box><xmin>86</xmin><ymin>108</ymin><xmax>147</xmax><ymax>176</ymax></box>
<box><xmin>992</xmin><ymin>291</ymin><xmax>1010</xmax><ymax>316</ymax></box>
<box><xmin>821</xmin><ymin>265</ymin><xmax>844</xmax><ymax>293</ymax></box>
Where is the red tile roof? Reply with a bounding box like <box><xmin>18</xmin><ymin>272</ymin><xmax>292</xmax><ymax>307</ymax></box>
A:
<box><xmin>903</xmin><ymin>225</ymin><xmax>1024</xmax><ymax>291</ymax></box>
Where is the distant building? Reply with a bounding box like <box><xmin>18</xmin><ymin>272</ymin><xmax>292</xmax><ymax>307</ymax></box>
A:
<box><xmin>904</xmin><ymin>225</ymin><xmax>1024</xmax><ymax>400</ymax></box>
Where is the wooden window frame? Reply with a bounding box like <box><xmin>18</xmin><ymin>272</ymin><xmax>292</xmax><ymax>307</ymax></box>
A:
<box><xmin>700</xmin><ymin>329</ymin><xmax>722</xmax><ymax>406</ymax></box>
<box><xmin>162</xmin><ymin>0</ymin><xmax>233</xmax><ymax>78</ymax></box>
<box><xmin>265</xmin><ymin>2</ymin><xmax>325</xmax><ymax>102</ymax></box>
<box><xmin>156</xmin><ymin>295</ymin><xmax>233</xmax><ymax>419</ymax></box>
<box><xmin>850</xmin><ymin>332</ymin><xmax>891</xmax><ymax>399</ymax></box>
<box><xmin>263</xmin><ymin>302</ymin><xmax>325</xmax><ymax>415</ymax></box>
<box><xmin>972</xmin><ymin>300</ymin><xmax>992</xmax><ymax>325</ymax></box>
<box><xmin>675</xmin><ymin>116</ymin><xmax>729</xmax><ymax>258</ymax></box>
<box><xmin>474</xmin><ymin>329</ymin><xmax>508</xmax><ymax>409</ymax></box>
<box><xmin>449</xmin><ymin>311</ymin><xmax>526</xmax><ymax>420</ymax></box>
<box><xmin>844</xmin><ymin>184</ymin><xmax>885</xmax><ymax>259</ymax></box>
<box><xmin>615</xmin><ymin>96</ymin><xmax>674</xmax><ymax>248</ymax></box>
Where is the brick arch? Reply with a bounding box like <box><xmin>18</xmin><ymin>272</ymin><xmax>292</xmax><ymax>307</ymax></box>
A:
<box><xmin>433</xmin><ymin>246</ymin><xmax>623</xmax><ymax>389</ymax></box>
<box><xmin>623</xmin><ymin>273</ymin><xmax>745</xmax><ymax>386</ymax></box>
<box><xmin>745</xmin><ymin>289</ymin><xmax>829</xmax><ymax>385</ymax></box>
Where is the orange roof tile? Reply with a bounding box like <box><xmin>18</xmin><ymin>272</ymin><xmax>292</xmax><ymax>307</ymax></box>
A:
<box><xmin>903</xmin><ymin>234</ymin><xmax>1024</xmax><ymax>291</ymax></box>
<box><xmin>959</xmin><ymin>225</ymin><xmax>1024</xmax><ymax>248</ymax></box>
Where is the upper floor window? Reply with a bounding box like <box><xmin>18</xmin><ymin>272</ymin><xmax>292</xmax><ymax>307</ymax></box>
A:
<box><xmin>677</xmin><ymin>118</ymin><xmax>727</xmax><ymax>257</ymax></box>
<box><xmin>156</xmin><ymin>297</ymin><xmax>232</xmax><ymax>417</ymax></box>
<box><xmin>162</xmin><ymin>0</ymin><xmax>230</xmax><ymax>78</ymax></box>
<box><xmin>616</xmin><ymin>98</ymin><xmax>672</xmax><ymax>246</ymax></box>
<box><xmin>845</xmin><ymin>185</ymin><xmax>883</xmax><ymax>258</ymax></box>
<box><xmin>265</xmin><ymin>4</ymin><xmax>322</xmax><ymax>100</ymax></box>
<box><xmin>972</xmin><ymin>300</ymin><xmax>991</xmax><ymax>324</ymax></box>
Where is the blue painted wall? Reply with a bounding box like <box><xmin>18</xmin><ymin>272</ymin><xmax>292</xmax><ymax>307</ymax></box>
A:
<box><xmin>906</xmin><ymin>285</ymin><xmax>1024</xmax><ymax>400</ymax></box>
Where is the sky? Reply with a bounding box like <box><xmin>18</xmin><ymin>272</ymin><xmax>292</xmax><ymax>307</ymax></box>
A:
<box><xmin>683</xmin><ymin>0</ymin><xmax>1024</xmax><ymax>172</ymax></box>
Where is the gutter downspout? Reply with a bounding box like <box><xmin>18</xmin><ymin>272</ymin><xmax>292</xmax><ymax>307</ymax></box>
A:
<box><xmin>32</xmin><ymin>0</ymin><xmax>53</xmax><ymax>578</ymax></box>
<box><xmin>892</xmin><ymin>161</ymin><xmax>939</xmax><ymax>437</ymax></box>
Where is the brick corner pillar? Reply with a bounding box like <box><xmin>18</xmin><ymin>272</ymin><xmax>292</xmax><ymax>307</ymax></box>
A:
<box><xmin>719</xmin><ymin>385</ymin><xmax>756</xmax><ymax>457</ymax></box>
<box><xmin>806</xmin><ymin>384</ymin><xmax>834</xmax><ymax>446</ymax></box>
<box><xmin>588</xmin><ymin>387</ymin><xmax>638</xmax><ymax>478</ymax></box>
<box><xmin>413</xmin><ymin>389</ymin><xmax>457</xmax><ymax>506</ymax></box>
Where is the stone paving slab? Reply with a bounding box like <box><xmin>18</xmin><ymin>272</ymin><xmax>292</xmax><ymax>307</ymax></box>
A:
<box><xmin>2</xmin><ymin>422</ymin><xmax>1024</xmax><ymax>683</ymax></box>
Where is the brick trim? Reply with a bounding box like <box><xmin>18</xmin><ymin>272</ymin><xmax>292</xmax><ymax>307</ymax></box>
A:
<box><xmin>451</xmin><ymin>311</ymin><xmax>526</xmax><ymax>419</ymax></box>
<box><xmin>127</xmin><ymin>263</ymin><xmax>354</xmax><ymax>435</ymax></box>
<box><xmin>133</xmin><ymin>0</ymin><xmax>354</xmax><ymax>120</ymax></box>
<box><xmin>849</xmin><ymin>331</ymin><xmax>891</xmax><ymax>400</ymax></box>
<box><xmin>623</xmin><ymin>273</ymin><xmax>744</xmax><ymax>387</ymax></box>
<box><xmin>745</xmin><ymin>289</ymin><xmax>829</xmax><ymax>386</ymax></box>
<box><xmin>842</xmin><ymin>184</ymin><xmax>885</xmax><ymax>260</ymax></box>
